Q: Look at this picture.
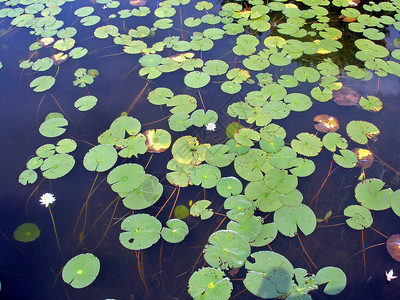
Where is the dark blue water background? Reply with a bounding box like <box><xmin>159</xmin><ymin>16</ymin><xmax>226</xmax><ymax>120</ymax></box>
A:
<box><xmin>1</xmin><ymin>0</ymin><xmax>400</xmax><ymax>299</ymax></box>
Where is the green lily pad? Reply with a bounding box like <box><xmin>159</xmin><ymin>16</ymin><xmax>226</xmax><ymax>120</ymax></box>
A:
<box><xmin>171</xmin><ymin>136</ymin><xmax>208</xmax><ymax>165</ymax></box>
<box><xmin>188</xmin><ymin>267</ymin><xmax>232</xmax><ymax>300</ymax></box>
<box><xmin>316</xmin><ymin>267</ymin><xmax>347</xmax><ymax>295</ymax></box>
<box><xmin>41</xmin><ymin>154</ymin><xmax>75</xmax><ymax>179</ymax></box>
<box><xmin>30</xmin><ymin>75</ymin><xmax>55</xmax><ymax>92</ymax></box>
<box><xmin>74</xmin><ymin>95</ymin><xmax>98</xmax><ymax>111</ymax></box>
<box><xmin>289</xmin><ymin>158</ymin><xmax>316</xmax><ymax>177</ymax></box>
<box><xmin>346</xmin><ymin>120</ymin><xmax>380</xmax><ymax>145</ymax></box>
<box><xmin>234</xmin><ymin>149</ymin><xmax>268</xmax><ymax>181</ymax></box>
<box><xmin>284</xmin><ymin>93</ymin><xmax>312</xmax><ymax>112</ymax></box>
<box><xmin>274</xmin><ymin>204</ymin><xmax>317</xmax><ymax>237</ymax></box>
<box><xmin>227</xmin><ymin>215</ymin><xmax>262</xmax><ymax>243</ymax></box>
<box><xmin>344</xmin><ymin>205</ymin><xmax>373</xmax><ymax>230</ymax></box>
<box><xmin>224</xmin><ymin>195</ymin><xmax>256</xmax><ymax>221</ymax></box>
<box><xmin>39</xmin><ymin>116</ymin><xmax>68</xmax><ymax>138</ymax></box>
<box><xmin>333</xmin><ymin>149</ymin><xmax>358</xmax><ymax>168</ymax></box>
<box><xmin>323</xmin><ymin>132</ymin><xmax>348</xmax><ymax>152</ymax></box>
<box><xmin>117</xmin><ymin>134</ymin><xmax>147</xmax><ymax>158</ymax></box>
<box><xmin>53</xmin><ymin>37</ymin><xmax>75</xmax><ymax>51</ymax></box>
<box><xmin>36</xmin><ymin>144</ymin><xmax>56</xmax><ymax>158</ymax></box>
<box><xmin>26</xmin><ymin>157</ymin><xmax>43</xmax><ymax>170</ymax></box>
<box><xmin>14</xmin><ymin>223</ymin><xmax>40</xmax><ymax>242</ymax></box>
<box><xmin>216</xmin><ymin>177</ymin><xmax>243</xmax><ymax>198</ymax></box>
<box><xmin>184</xmin><ymin>71</ymin><xmax>210</xmax><ymax>89</ymax></box>
<box><xmin>204</xmin><ymin>230</ymin><xmax>251</xmax><ymax>270</ymax></box>
<box><xmin>202</xmin><ymin>59</ymin><xmax>229</xmax><ymax>76</ymax></box>
<box><xmin>56</xmin><ymin>139</ymin><xmax>77</xmax><ymax>154</ymax></box>
<box><xmin>32</xmin><ymin>57</ymin><xmax>53</xmax><ymax>72</ymax></box>
<box><xmin>62</xmin><ymin>253</ymin><xmax>100</xmax><ymax>289</ymax></box>
<box><xmin>205</xmin><ymin>144</ymin><xmax>235</xmax><ymax>168</ymax></box>
<box><xmin>167</xmin><ymin>94</ymin><xmax>197</xmax><ymax>114</ymax></box>
<box><xmin>94</xmin><ymin>25</ymin><xmax>119</xmax><ymax>39</ymax></box>
<box><xmin>244</xmin><ymin>251</ymin><xmax>294</xmax><ymax>298</ymax></box>
<box><xmin>221</xmin><ymin>81</ymin><xmax>241</xmax><ymax>94</ymax></box>
<box><xmin>148</xmin><ymin>87</ymin><xmax>173</xmax><ymax>105</ymax></box>
<box><xmin>19</xmin><ymin>169</ymin><xmax>38</xmax><ymax>185</ymax></box>
<box><xmin>81</xmin><ymin>15</ymin><xmax>101</xmax><ymax>26</ymax></box>
<box><xmin>139</xmin><ymin>54</ymin><xmax>162</xmax><ymax>67</ymax></box>
<box><xmin>355</xmin><ymin>178</ymin><xmax>392</xmax><ymax>211</ymax></box>
<box><xmin>234</xmin><ymin>128</ymin><xmax>260</xmax><ymax>147</ymax></box>
<box><xmin>121</xmin><ymin>175</ymin><xmax>163</xmax><ymax>210</ymax></box>
<box><xmin>251</xmin><ymin>223</ymin><xmax>278</xmax><ymax>247</ymax></box>
<box><xmin>107</xmin><ymin>163</ymin><xmax>145</xmax><ymax>194</ymax></box>
<box><xmin>119</xmin><ymin>214</ymin><xmax>161</xmax><ymax>250</ymax></box>
<box><xmin>74</xmin><ymin>6</ymin><xmax>94</xmax><ymax>17</ymax></box>
<box><xmin>110</xmin><ymin>116</ymin><xmax>141</xmax><ymax>139</ymax></box>
<box><xmin>161</xmin><ymin>219</ymin><xmax>189</xmax><ymax>243</ymax></box>
<box><xmin>166</xmin><ymin>158</ymin><xmax>193</xmax><ymax>187</ymax></box>
<box><xmin>190</xmin><ymin>200</ymin><xmax>213</xmax><ymax>220</ymax></box>
<box><xmin>190</xmin><ymin>164</ymin><xmax>221</xmax><ymax>189</ymax></box>
<box><xmin>294</xmin><ymin>66</ymin><xmax>320</xmax><ymax>83</ymax></box>
<box><xmin>83</xmin><ymin>144</ymin><xmax>117</xmax><ymax>172</ymax></box>
<box><xmin>291</xmin><ymin>133</ymin><xmax>323</xmax><ymax>157</ymax></box>
<box><xmin>359</xmin><ymin>96</ymin><xmax>382</xmax><ymax>112</ymax></box>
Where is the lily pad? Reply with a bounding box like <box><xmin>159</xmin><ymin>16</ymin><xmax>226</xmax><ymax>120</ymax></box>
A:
<box><xmin>316</xmin><ymin>267</ymin><xmax>347</xmax><ymax>295</ymax></box>
<box><xmin>190</xmin><ymin>200</ymin><xmax>213</xmax><ymax>220</ymax></box>
<box><xmin>344</xmin><ymin>205</ymin><xmax>373</xmax><ymax>230</ymax></box>
<box><xmin>30</xmin><ymin>75</ymin><xmax>55</xmax><ymax>92</ymax></box>
<box><xmin>83</xmin><ymin>144</ymin><xmax>117</xmax><ymax>172</ymax></box>
<box><xmin>204</xmin><ymin>230</ymin><xmax>251</xmax><ymax>270</ymax></box>
<box><xmin>274</xmin><ymin>204</ymin><xmax>317</xmax><ymax>237</ymax></box>
<box><xmin>121</xmin><ymin>175</ymin><xmax>163</xmax><ymax>210</ymax></box>
<box><xmin>41</xmin><ymin>154</ymin><xmax>75</xmax><ymax>179</ymax></box>
<box><xmin>74</xmin><ymin>95</ymin><xmax>98</xmax><ymax>111</ymax></box>
<box><xmin>56</xmin><ymin>139</ymin><xmax>77</xmax><ymax>154</ymax></box>
<box><xmin>314</xmin><ymin>114</ymin><xmax>339</xmax><ymax>133</ymax></box>
<box><xmin>119</xmin><ymin>214</ymin><xmax>161</xmax><ymax>250</ymax></box>
<box><xmin>62</xmin><ymin>253</ymin><xmax>100</xmax><ymax>289</ymax></box>
<box><xmin>291</xmin><ymin>133</ymin><xmax>323</xmax><ymax>157</ymax></box>
<box><xmin>190</xmin><ymin>164</ymin><xmax>221</xmax><ymax>189</ymax></box>
<box><xmin>184</xmin><ymin>71</ymin><xmax>210</xmax><ymax>89</ymax></box>
<box><xmin>188</xmin><ymin>267</ymin><xmax>232</xmax><ymax>300</ymax></box>
<box><xmin>143</xmin><ymin>129</ymin><xmax>171</xmax><ymax>153</ymax></box>
<box><xmin>107</xmin><ymin>163</ymin><xmax>145</xmax><ymax>194</ymax></box>
<box><xmin>216</xmin><ymin>177</ymin><xmax>243</xmax><ymax>198</ymax></box>
<box><xmin>244</xmin><ymin>251</ymin><xmax>294</xmax><ymax>298</ymax></box>
<box><xmin>346</xmin><ymin>120</ymin><xmax>380</xmax><ymax>145</ymax></box>
<box><xmin>355</xmin><ymin>178</ymin><xmax>392</xmax><ymax>210</ymax></box>
<box><xmin>161</xmin><ymin>219</ymin><xmax>189</xmax><ymax>243</ymax></box>
<box><xmin>14</xmin><ymin>223</ymin><xmax>40</xmax><ymax>242</ymax></box>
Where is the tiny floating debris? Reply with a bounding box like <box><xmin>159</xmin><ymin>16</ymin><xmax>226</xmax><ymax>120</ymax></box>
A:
<box><xmin>333</xmin><ymin>86</ymin><xmax>360</xmax><ymax>106</ymax></box>
<box><xmin>313</xmin><ymin>114</ymin><xmax>339</xmax><ymax>133</ymax></box>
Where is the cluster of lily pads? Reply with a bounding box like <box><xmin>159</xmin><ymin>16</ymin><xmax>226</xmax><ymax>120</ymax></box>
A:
<box><xmin>6</xmin><ymin>0</ymin><xmax>400</xmax><ymax>298</ymax></box>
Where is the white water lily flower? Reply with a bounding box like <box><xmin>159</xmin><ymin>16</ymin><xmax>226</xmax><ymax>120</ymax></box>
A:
<box><xmin>39</xmin><ymin>193</ymin><xmax>56</xmax><ymax>207</ymax></box>
<box><xmin>206</xmin><ymin>123</ymin><xmax>216</xmax><ymax>131</ymax></box>
<box><xmin>386</xmin><ymin>269</ymin><xmax>397</xmax><ymax>282</ymax></box>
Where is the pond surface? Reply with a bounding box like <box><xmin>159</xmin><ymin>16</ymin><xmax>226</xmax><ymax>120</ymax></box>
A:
<box><xmin>1</xmin><ymin>0</ymin><xmax>400</xmax><ymax>299</ymax></box>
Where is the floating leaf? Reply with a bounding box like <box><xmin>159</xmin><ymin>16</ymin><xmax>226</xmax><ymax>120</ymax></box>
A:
<box><xmin>190</xmin><ymin>200</ymin><xmax>213</xmax><ymax>220</ymax></box>
<box><xmin>333</xmin><ymin>86</ymin><xmax>360</xmax><ymax>106</ymax></box>
<box><xmin>83</xmin><ymin>144</ymin><xmax>117</xmax><ymax>172</ymax></box>
<box><xmin>121</xmin><ymin>175</ymin><xmax>163</xmax><ymax>210</ymax></box>
<box><xmin>291</xmin><ymin>133</ymin><xmax>322</xmax><ymax>157</ymax></box>
<box><xmin>188</xmin><ymin>267</ymin><xmax>232</xmax><ymax>300</ymax></box>
<box><xmin>284</xmin><ymin>93</ymin><xmax>312</xmax><ymax>112</ymax></box>
<box><xmin>359</xmin><ymin>95</ymin><xmax>382</xmax><ymax>112</ymax></box>
<box><xmin>56</xmin><ymin>139</ymin><xmax>77</xmax><ymax>154</ymax></box>
<box><xmin>161</xmin><ymin>219</ymin><xmax>189</xmax><ymax>243</ymax></box>
<box><xmin>190</xmin><ymin>164</ymin><xmax>221</xmax><ymax>189</ymax></box>
<box><xmin>234</xmin><ymin>149</ymin><xmax>268</xmax><ymax>181</ymax></box>
<box><xmin>205</xmin><ymin>144</ymin><xmax>235</xmax><ymax>168</ymax></box>
<box><xmin>216</xmin><ymin>177</ymin><xmax>243</xmax><ymax>198</ymax></box>
<box><xmin>74</xmin><ymin>95</ymin><xmax>98</xmax><ymax>111</ymax></box>
<box><xmin>274</xmin><ymin>204</ymin><xmax>317</xmax><ymax>237</ymax></box>
<box><xmin>294</xmin><ymin>66</ymin><xmax>320</xmax><ymax>83</ymax></box>
<box><xmin>41</xmin><ymin>154</ymin><xmax>75</xmax><ymax>179</ymax></box>
<box><xmin>14</xmin><ymin>223</ymin><xmax>40</xmax><ymax>242</ymax></box>
<box><xmin>184</xmin><ymin>71</ymin><xmax>210</xmax><ymax>89</ymax></box>
<box><xmin>323</xmin><ymin>132</ymin><xmax>348</xmax><ymax>152</ymax></box>
<box><xmin>144</xmin><ymin>129</ymin><xmax>171</xmax><ymax>153</ymax></box>
<box><xmin>110</xmin><ymin>116</ymin><xmax>141</xmax><ymax>139</ymax></box>
<box><xmin>244</xmin><ymin>251</ymin><xmax>294</xmax><ymax>298</ymax></box>
<box><xmin>333</xmin><ymin>149</ymin><xmax>358</xmax><ymax>168</ymax></box>
<box><xmin>346</xmin><ymin>120</ymin><xmax>380</xmax><ymax>144</ymax></box>
<box><xmin>314</xmin><ymin>114</ymin><xmax>339</xmax><ymax>133</ymax></box>
<box><xmin>316</xmin><ymin>267</ymin><xmax>347</xmax><ymax>295</ymax></box>
<box><xmin>353</xmin><ymin>148</ymin><xmax>374</xmax><ymax>169</ymax></box>
<box><xmin>107</xmin><ymin>163</ymin><xmax>145</xmax><ymax>194</ymax></box>
<box><xmin>166</xmin><ymin>158</ymin><xmax>193</xmax><ymax>187</ymax></box>
<box><xmin>355</xmin><ymin>178</ymin><xmax>392</xmax><ymax>211</ymax></box>
<box><xmin>30</xmin><ymin>75</ymin><xmax>55</xmax><ymax>92</ymax></box>
<box><xmin>234</xmin><ymin>128</ymin><xmax>260</xmax><ymax>147</ymax></box>
<box><xmin>204</xmin><ymin>230</ymin><xmax>251</xmax><ymax>270</ymax></box>
<box><xmin>174</xmin><ymin>205</ymin><xmax>189</xmax><ymax>219</ymax></box>
<box><xmin>62</xmin><ymin>253</ymin><xmax>100</xmax><ymax>289</ymax></box>
<box><xmin>119</xmin><ymin>214</ymin><xmax>161</xmax><ymax>250</ymax></box>
<box><xmin>19</xmin><ymin>169</ymin><xmax>38</xmax><ymax>185</ymax></box>
<box><xmin>344</xmin><ymin>205</ymin><xmax>373</xmax><ymax>230</ymax></box>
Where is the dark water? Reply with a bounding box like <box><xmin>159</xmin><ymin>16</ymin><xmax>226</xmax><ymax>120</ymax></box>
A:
<box><xmin>1</xmin><ymin>0</ymin><xmax>400</xmax><ymax>299</ymax></box>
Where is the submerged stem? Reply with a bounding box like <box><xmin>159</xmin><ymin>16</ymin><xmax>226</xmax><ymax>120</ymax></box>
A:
<box><xmin>48</xmin><ymin>206</ymin><xmax>64</xmax><ymax>261</ymax></box>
